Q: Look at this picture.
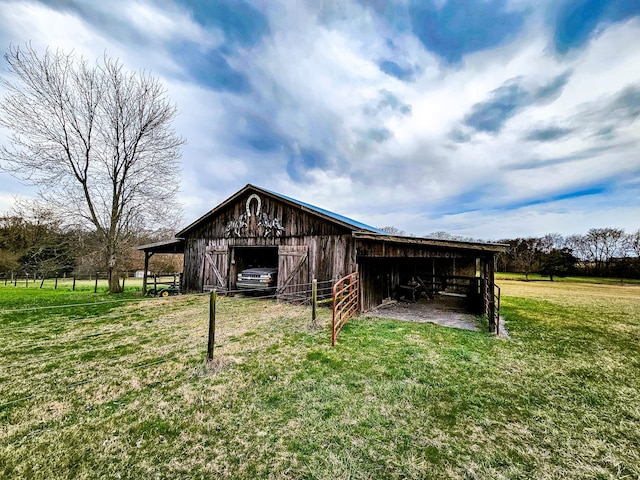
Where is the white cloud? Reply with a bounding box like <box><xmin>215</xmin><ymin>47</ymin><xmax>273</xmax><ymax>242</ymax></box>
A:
<box><xmin>0</xmin><ymin>0</ymin><xmax>638</xmax><ymax>239</ymax></box>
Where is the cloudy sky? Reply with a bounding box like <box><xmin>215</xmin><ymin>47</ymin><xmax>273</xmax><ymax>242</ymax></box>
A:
<box><xmin>0</xmin><ymin>0</ymin><xmax>639</xmax><ymax>239</ymax></box>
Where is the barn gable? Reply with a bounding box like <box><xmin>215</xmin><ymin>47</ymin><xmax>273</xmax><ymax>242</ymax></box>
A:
<box><xmin>177</xmin><ymin>184</ymin><xmax>387</xmax><ymax>239</ymax></box>
<box><xmin>179</xmin><ymin>185</ymin><xmax>376</xmax><ymax>293</ymax></box>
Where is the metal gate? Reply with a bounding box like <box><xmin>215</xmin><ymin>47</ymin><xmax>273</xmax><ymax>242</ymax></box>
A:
<box><xmin>332</xmin><ymin>272</ymin><xmax>359</xmax><ymax>346</ymax></box>
<box><xmin>484</xmin><ymin>282</ymin><xmax>501</xmax><ymax>335</ymax></box>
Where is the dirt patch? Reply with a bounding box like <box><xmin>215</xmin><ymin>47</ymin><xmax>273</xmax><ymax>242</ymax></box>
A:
<box><xmin>367</xmin><ymin>295</ymin><xmax>481</xmax><ymax>331</ymax></box>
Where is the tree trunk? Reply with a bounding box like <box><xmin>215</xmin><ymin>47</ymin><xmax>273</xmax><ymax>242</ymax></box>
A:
<box><xmin>108</xmin><ymin>267</ymin><xmax>122</xmax><ymax>294</ymax></box>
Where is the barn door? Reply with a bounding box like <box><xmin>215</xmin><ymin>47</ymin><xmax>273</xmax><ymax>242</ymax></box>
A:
<box><xmin>277</xmin><ymin>246</ymin><xmax>308</xmax><ymax>299</ymax></box>
<box><xmin>203</xmin><ymin>246</ymin><xmax>228</xmax><ymax>292</ymax></box>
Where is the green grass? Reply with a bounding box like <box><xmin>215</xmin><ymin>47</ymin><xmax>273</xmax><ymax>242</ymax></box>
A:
<box><xmin>496</xmin><ymin>271</ymin><xmax>640</xmax><ymax>285</ymax></box>
<box><xmin>1</xmin><ymin>280</ymin><xmax>639</xmax><ymax>478</ymax></box>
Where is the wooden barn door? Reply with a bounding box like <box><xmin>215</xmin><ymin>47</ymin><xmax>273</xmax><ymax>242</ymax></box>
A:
<box><xmin>203</xmin><ymin>246</ymin><xmax>228</xmax><ymax>292</ymax></box>
<box><xmin>277</xmin><ymin>246</ymin><xmax>308</xmax><ymax>300</ymax></box>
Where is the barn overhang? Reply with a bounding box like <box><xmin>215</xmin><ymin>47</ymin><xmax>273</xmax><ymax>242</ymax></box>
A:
<box><xmin>351</xmin><ymin>232</ymin><xmax>507</xmax><ymax>323</ymax></box>
<box><xmin>135</xmin><ymin>239</ymin><xmax>185</xmax><ymax>293</ymax></box>
<box><xmin>136</xmin><ymin>239</ymin><xmax>185</xmax><ymax>255</ymax></box>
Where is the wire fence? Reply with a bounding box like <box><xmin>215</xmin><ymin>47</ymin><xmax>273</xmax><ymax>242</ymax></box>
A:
<box><xmin>0</xmin><ymin>272</ymin><xmax>180</xmax><ymax>292</ymax></box>
<box><xmin>0</xmin><ymin>278</ymin><xmax>338</xmax><ymax>412</ymax></box>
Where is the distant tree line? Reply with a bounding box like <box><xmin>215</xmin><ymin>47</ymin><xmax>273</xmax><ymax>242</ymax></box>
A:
<box><xmin>0</xmin><ymin>209</ymin><xmax>182</xmax><ymax>279</ymax></box>
<box><xmin>496</xmin><ymin>228</ymin><xmax>640</xmax><ymax>280</ymax></box>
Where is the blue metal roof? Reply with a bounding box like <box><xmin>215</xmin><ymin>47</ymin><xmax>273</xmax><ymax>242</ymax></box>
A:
<box><xmin>260</xmin><ymin>186</ymin><xmax>390</xmax><ymax>235</ymax></box>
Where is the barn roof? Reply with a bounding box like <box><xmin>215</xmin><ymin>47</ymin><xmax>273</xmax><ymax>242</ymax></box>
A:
<box><xmin>176</xmin><ymin>184</ymin><xmax>390</xmax><ymax>237</ymax></box>
<box><xmin>353</xmin><ymin>232</ymin><xmax>508</xmax><ymax>253</ymax></box>
<box><xmin>135</xmin><ymin>239</ymin><xmax>184</xmax><ymax>254</ymax></box>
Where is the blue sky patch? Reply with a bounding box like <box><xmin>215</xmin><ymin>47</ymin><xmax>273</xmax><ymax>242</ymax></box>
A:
<box><xmin>464</xmin><ymin>80</ymin><xmax>530</xmax><ymax>133</ymax></box>
<box><xmin>286</xmin><ymin>148</ymin><xmax>326</xmax><ymax>181</ymax></box>
<box><xmin>237</xmin><ymin>114</ymin><xmax>287</xmax><ymax>153</ymax></box>
<box><xmin>552</xmin><ymin>0</ymin><xmax>640</xmax><ymax>53</ymax></box>
<box><xmin>378</xmin><ymin>60</ymin><xmax>416</xmax><ymax>82</ymax></box>
<box><xmin>170</xmin><ymin>42</ymin><xmax>251</xmax><ymax>94</ymax></box>
<box><xmin>173</xmin><ymin>0</ymin><xmax>269</xmax><ymax>47</ymax></box>
<box><xmin>408</xmin><ymin>0</ymin><xmax>526</xmax><ymax>63</ymax></box>
<box><xmin>463</xmin><ymin>73</ymin><xmax>572</xmax><ymax>134</ymax></box>
<box><xmin>502</xmin><ymin>185</ymin><xmax>608</xmax><ymax>210</ymax></box>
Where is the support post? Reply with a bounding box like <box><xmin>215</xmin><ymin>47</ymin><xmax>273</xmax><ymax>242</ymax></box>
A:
<box><xmin>40</xmin><ymin>276</ymin><xmax>45</xmax><ymax>289</ymax></box>
<box><xmin>312</xmin><ymin>278</ymin><xmax>317</xmax><ymax>328</ymax></box>
<box><xmin>488</xmin><ymin>256</ymin><xmax>496</xmax><ymax>334</ymax></box>
<box><xmin>207</xmin><ymin>290</ymin><xmax>217</xmax><ymax>361</ymax></box>
<box><xmin>72</xmin><ymin>276</ymin><xmax>76</xmax><ymax>291</ymax></box>
<box><xmin>121</xmin><ymin>272</ymin><xmax>126</xmax><ymax>291</ymax></box>
<box><xmin>143</xmin><ymin>252</ymin><xmax>153</xmax><ymax>294</ymax></box>
<box><xmin>54</xmin><ymin>274</ymin><xmax>58</xmax><ymax>290</ymax></box>
<box><xmin>94</xmin><ymin>274</ymin><xmax>99</xmax><ymax>293</ymax></box>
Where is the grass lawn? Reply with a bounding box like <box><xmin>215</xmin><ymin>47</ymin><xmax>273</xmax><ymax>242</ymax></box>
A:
<box><xmin>1</xmin><ymin>279</ymin><xmax>639</xmax><ymax>479</ymax></box>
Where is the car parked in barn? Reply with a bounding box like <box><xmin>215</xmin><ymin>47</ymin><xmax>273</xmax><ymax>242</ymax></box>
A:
<box><xmin>236</xmin><ymin>267</ymin><xmax>278</xmax><ymax>294</ymax></box>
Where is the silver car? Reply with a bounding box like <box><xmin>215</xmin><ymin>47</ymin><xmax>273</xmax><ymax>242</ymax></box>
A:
<box><xmin>236</xmin><ymin>267</ymin><xmax>278</xmax><ymax>294</ymax></box>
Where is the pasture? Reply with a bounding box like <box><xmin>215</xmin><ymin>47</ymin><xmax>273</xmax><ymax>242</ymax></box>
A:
<box><xmin>1</xmin><ymin>278</ymin><xmax>639</xmax><ymax>479</ymax></box>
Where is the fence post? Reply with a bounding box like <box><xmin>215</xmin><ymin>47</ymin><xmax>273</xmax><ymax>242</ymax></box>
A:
<box><xmin>207</xmin><ymin>290</ymin><xmax>217</xmax><ymax>361</ymax></box>
<box><xmin>94</xmin><ymin>273</ymin><xmax>99</xmax><ymax>293</ymax></box>
<box><xmin>72</xmin><ymin>276</ymin><xmax>76</xmax><ymax>291</ymax></box>
<box><xmin>312</xmin><ymin>278</ymin><xmax>317</xmax><ymax>328</ymax></box>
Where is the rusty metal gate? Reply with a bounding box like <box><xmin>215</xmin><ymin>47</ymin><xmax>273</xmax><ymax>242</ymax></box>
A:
<box><xmin>332</xmin><ymin>272</ymin><xmax>359</xmax><ymax>346</ymax></box>
<box><xmin>484</xmin><ymin>282</ymin><xmax>501</xmax><ymax>335</ymax></box>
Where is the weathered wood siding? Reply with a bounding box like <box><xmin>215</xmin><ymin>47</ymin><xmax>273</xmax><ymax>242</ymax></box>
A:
<box><xmin>181</xmin><ymin>191</ymin><xmax>357</xmax><ymax>292</ymax></box>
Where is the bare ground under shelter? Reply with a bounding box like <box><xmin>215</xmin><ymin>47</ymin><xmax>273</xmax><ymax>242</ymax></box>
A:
<box><xmin>368</xmin><ymin>294</ymin><xmax>508</xmax><ymax>337</ymax></box>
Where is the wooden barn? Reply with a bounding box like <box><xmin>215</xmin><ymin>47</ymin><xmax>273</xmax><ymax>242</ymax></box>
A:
<box><xmin>139</xmin><ymin>184</ymin><xmax>506</xmax><ymax>329</ymax></box>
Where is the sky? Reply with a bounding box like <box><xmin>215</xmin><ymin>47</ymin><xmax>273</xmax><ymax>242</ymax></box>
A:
<box><xmin>0</xmin><ymin>0</ymin><xmax>639</xmax><ymax>240</ymax></box>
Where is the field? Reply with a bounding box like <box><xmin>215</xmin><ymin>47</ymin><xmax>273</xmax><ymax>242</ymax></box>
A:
<box><xmin>1</xmin><ymin>278</ymin><xmax>639</xmax><ymax>479</ymax></box>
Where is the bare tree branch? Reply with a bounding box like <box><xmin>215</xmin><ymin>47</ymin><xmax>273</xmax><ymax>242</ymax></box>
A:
<box><xmin>0</xmin><ymin>44</ymin><xmax>185</xmax><ymax>292</ymax></box>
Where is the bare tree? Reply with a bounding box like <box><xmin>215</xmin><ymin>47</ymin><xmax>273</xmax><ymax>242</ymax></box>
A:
<box><xmin>625</xmin><ymin>229</ymin><xmax>640</xmax><ymax>258</ymax></box>
<box><xmin>0</xmin><ymin>45</ymin><xmax>184</xmax><ymax>292</ymax></box>
<box><xmin>512</xmin><ymin>237</ymin><xmax>543</xmax><ymax>280</ymax></box>
<box><xmin>582</xmin><ymin>228</ymin><xmax>626</xmax><ymax>275</ymax></box>
<box><xmin>381</xmin><ymin>226</ymin><xmax>406</xmax><ymax>236</ymax></box>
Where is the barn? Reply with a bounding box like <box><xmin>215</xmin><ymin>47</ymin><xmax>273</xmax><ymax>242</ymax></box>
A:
<box><xmin>139</xmin><ymin>184</ymin><xmax>506</xmax><ymax>331</ymax></box>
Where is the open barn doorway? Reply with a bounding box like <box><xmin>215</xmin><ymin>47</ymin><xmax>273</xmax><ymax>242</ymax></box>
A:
<box><xmin>230</xmin><ymin>247</ymin><xmax>278</xmax><ymax>291</ymax></box>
